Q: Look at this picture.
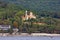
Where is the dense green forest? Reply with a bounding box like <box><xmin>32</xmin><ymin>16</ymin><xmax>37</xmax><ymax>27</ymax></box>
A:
<box><xmin>0</xmin><ymin>0</ymin><xmax>60</xmax><ymax>18</ymax></box>
<box><xmin>0</xmin><ymin>0</ymin><xmax>60</xmax><ymax>34</ymax></box>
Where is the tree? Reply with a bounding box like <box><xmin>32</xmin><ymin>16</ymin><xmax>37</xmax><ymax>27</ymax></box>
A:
<box><xmin>16</xmin><ymin>10</ymin><xmax>25</xmax><ymax>17</ymax></box>
<box><xmin>13</xmin><ymin>21</ymin><xmax>18</xmax><ymax>28</ymax></box>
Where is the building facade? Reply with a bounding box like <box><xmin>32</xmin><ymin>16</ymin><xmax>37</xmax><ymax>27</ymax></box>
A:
<box><xmin>0</xmin><ymin>25</ymin><xmax>11</xmax><ymax>30</ymax></box>
<box><xmin>21</xmin><ymin>10</ymin><xmax>36</xmax><ymax>20</ymax></box>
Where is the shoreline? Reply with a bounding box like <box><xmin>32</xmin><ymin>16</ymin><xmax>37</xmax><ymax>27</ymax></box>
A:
<box><xmin>0</xmin><ymin>33</ymin><xmax>60</xmax><ymax>37</ymax></box>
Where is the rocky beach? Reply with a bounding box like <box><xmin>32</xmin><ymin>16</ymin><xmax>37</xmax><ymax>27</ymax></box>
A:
<box><xmin>0</xmin><ymin>33</ymin><xmax>60</xmax><ymax>37</ymax></box>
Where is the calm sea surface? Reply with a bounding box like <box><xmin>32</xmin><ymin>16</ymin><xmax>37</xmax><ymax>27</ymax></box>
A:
<box><xmin>0</xmin><ymin>36</ymin><xmax>60</xmax><ymax>40</ymax></box>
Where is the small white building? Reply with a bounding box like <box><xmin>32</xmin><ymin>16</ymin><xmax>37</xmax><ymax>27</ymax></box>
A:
<box><xmin>0</xmin><ymin>25</ymin><xmax>11</xmax><ymax>30</ymax></box>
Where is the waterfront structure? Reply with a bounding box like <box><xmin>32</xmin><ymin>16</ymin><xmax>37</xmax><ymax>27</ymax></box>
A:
<box><xmin>21</xmin><ymin>10</ymin><xmax>36</xmax><ymax>20</ymax></box>
<box><xmin>0</xmin><ymin>25</ymin><xmax>11</xmax><ymax>30</ymax></box>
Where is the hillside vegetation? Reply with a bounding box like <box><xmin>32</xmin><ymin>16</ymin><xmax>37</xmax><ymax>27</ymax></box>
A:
<box><xmin>0</xmin><ymin>0</ymin><xmax>60</xmax><ymax>33</ymax></box>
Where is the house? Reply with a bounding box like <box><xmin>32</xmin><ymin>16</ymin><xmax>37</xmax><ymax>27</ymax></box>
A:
<box><xmin>0</xmin><ymin>25</ymin><xmax>11</xmax><ymax>30</ymax></box>
<box><xmin>21</xmin><ymin>10</ymin><xmax>36</xmax><ymax>20</ymax></box>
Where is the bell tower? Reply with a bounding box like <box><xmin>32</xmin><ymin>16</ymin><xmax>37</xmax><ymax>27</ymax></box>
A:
<box><xmin>25</xmin><ymin>10</ymin><xmax>28</xmax><ymax>20</ymax></box>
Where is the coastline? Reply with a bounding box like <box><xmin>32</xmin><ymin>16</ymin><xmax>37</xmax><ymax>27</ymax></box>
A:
<box><xmin>0</xmin><ymin>33</ymin><xmax>60</xmax><ymax>37</ymax></box>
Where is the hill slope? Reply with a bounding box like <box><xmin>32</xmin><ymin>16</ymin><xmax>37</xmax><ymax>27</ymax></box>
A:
<box><xmin>0</xmin><ymin>0</ymin><xmax>60</xmax><ymax>12</ymax></box>
<box><xmin>0</xmin><ymin>0</ymin><xmax>60</xmax><ymax>18</ymax></box>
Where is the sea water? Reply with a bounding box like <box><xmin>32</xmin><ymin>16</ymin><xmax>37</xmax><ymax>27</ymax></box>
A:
<box><xmin>0</xmin><ymin>36</ymin><xmax>60</xmax><ymax>40</ymax></box>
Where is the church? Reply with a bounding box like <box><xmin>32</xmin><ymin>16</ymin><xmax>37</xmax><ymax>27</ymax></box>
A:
<box><xmin>21</xmin><ymin>10</ymin><xmax>36</xmax><ymax>20</ymax></box>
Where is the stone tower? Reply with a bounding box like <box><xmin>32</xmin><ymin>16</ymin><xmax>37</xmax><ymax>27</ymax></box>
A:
<box><xmin>25</xmin><ymin>10</ymin><xmax>28</xmax><ymax>20</ymax></box>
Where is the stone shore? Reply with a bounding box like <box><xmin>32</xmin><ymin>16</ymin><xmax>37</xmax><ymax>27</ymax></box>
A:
<box><xmin>0</xmin><ymin>33</ymin><xmax>60</xmax><ymax>37</ymax></box>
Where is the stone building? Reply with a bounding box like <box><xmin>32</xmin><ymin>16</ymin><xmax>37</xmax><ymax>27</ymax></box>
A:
<box><xmin>21</xmin><ymin>10</ymin><xmax>36</xmax><ymax>20</ymax></box>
